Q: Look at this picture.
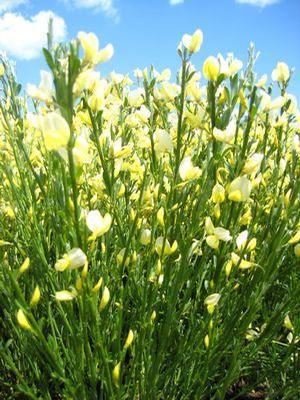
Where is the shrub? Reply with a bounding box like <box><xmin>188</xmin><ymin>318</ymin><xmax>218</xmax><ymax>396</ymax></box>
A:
<box><xmin>0</xmin><ymin>28</ymin><xmax>299</xmax><ymax>399</ymax></box>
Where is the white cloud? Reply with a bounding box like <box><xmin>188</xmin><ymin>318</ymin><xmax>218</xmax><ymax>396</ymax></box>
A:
<box><xmin>72</xmin><ymin>0</ymin><xmax>119</xmax><ymax>21</ymax></box>
<box><xmin>0</xmin><ymin>0</ymin><xmax>27</xmax><ymax>13</ymax></box>
<box><xmin>170</xmin><ymin>0</ymin><xmax>184</xmax><ymax>4</ymax></box>
<box><xmin>0</xmin><ymin>10</ymin><xmax>66</xmax><ymax>60</ymax></box>
<box><xmin>236</xmin><ymin>0</ymin><xmax>279</xmax><ymax>7</ymax></box>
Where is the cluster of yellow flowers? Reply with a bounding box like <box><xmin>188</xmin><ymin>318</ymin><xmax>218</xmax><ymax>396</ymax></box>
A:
<box><xmin>0</xmin><ymin>28</ymin><xmax>299</xmax><ymax>396</ymax></box>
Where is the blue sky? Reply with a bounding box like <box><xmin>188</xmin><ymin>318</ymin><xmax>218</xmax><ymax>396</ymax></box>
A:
<box><xmin>0</xmin><ymin>0</ymin><xmax>299</xmax><ymax>97</ymax></box>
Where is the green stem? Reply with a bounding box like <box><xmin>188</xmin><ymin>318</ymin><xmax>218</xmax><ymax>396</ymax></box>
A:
<box><xmin>67</xmin><ymin>145</ymin><xmax>82</xmax><ymax>248</ymax></box>
<box><xmin>174</xmin><ymin>56</ymin><xmax>188</xmax><ymax>182</ymax></box>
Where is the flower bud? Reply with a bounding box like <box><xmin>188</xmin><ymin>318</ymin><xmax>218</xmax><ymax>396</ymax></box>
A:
<box><xmin>92</xmin><ymin>277</ymin><xmax>103</xmax><ymax>293</ymax></box>
<box><xmin>214</xmin><ymin>203</ymin><xmax>221</xmax><ymax>219</ymax></box>
<box><xmin>17</xmin><ymin>309</ymin><xmax>32</xmax><ymax>331</ymax></box>
<box><xmin>99</xmin><ymin>286</ymin><xmax>110</xmax><ymax>311</ymax></box>
<box><xmin>112</xmin><ymin>362</ymin><xmax>121</xmax><ymax>388</ymax></box>
<box><xmin>284</xmin><ymin>315</ymin><xmax>293</xmax><ymax>331</ymax></box>
<box><xmin>151</xmin><ymin>310</ymin><xmax>157</xmax><ymax>322</ymax></box>
<box><xmin>157</xmin><ymin>207</ymin><xmax>165</xmax><ymax>227</ymax></box>
<box><xmin>30</xmin><ymin>286</ymin><xmax>41</xmax><ymax>307</ymax></box>
<box><xmin>82</xmin><ymin>262</ymin><xmax>88</xmax><ymax>279</ymax></box>
<box><xmin>19</xmin><ymin>257</ymin><xmax>30</xmax><ymax>274</ymax></box>
<box><xmin>124</xmin><ymin>329</ymin><xmax>134</xmax><ymax>349</ymax></box>
<box><xmin>204</xmin><ymin>334</ymin><xmax>210</xmax><ymax>348</ymax></box>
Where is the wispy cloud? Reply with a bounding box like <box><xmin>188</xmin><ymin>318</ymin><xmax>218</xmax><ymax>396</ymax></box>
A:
<box><xmin>0</xmin><ymin>10</ymin><xmax>66</xmax><ymax>59</ymax></box>
<box><xmin>0</xmin><ymin>0</ymin><xmax>27</xmax><ymax>13</ymax></box>
<box><xmin>169</xmin><ymin>0</ymin><xmax>185</xmax><ymax>5</ymax></box>
<box><xmin>71</xmin><ymin>0</ymin><xmax>119</xmax><ymax>22</ymax></box>
<box><xmin>235</xmin><ymin>0</ymin><xmax>279</xmax><ymax>7</ymax></box>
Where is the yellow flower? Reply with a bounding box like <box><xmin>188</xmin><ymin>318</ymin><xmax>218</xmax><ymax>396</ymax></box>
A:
<box><xmin>203</xmin><ymin>56</ymin><xmax>219</xmax><ymax>81</ymax></box>
<box><xmin>86</xmin><ymin>210</ymin><xmax>112</xmax><ymax>239</ymax></box>
<box><xmin>40</xmin><ymin>112</ymin><xmax>70</xmax><ymax>151</ymax></box>
<box><xmin>155</xmin><ymin>237</ymin><xmax>178</xmax><ymax>257</ymax></box>
<box><xmin>179</xmin><ymin>157</ymin><xmax>202</xmax><ymax>181</ymax></box>
<box><xmin>55</xmin><ymin>248</ymin><xmax>87</xmax><ymax>272</ymax></box>
<box><xmin>214</xmin><ymin>227</ymin><xmax>231</xmax><ymax>242</ymax></box>
<box><xmin>213</xmin><ymin>120</ymin><xmax>236</xmax><ymax>144</ymax></box>
<box><xmin>231</xmin><ymin>252</ymin><xmax>253</xmax><ymax>269</ymax></box>
<box><xmin>204</xmin><ymin>293</ymin><xmax>221</xmax><ymax>306</ymax></box>
<box><xmin>17</xmin><ymin>309</ymin><xmax>32</xmax><ymax>331</ymax></box>
<box><xmin>78</xmin><ymin>31</ymin><xmax>99</xmax><ymax>64</ymax></box>
<box><xmin>66</xmin><ymin>248</ymin><xmax>87</xmax><ymax>270</ymax></box>
<box><xmin>204</xmin><ymin>293</ymin><xmax>221</xmax><ymax>314</ymax></box>
<box><xmin>228</xmin><ymin>176</ymin><xmax>252</xmax><ymax>202</ymax></box>
<box><xmin>30</xmin><ymin>286</ymin><xmax>41</xmax><ymax>307</ymax></box>
<box><xmin>242</xmin><ymin>153</ymin><xmax>264</xmax><ymax>175</ymax></box>
<box><xmin>55</xmin><ymin>290</ymin><xmax>76</xmax><ymax>301</ymax></box>
<box><xmin>271</xmin><ymin>62</ymin><xmax>290</xmax><ymax>83</ymax></box>
<box><xmin>99</xmin><ymin>286</ymin><xmax>110</xmax><ymax>311</ymax></box>
<box><xmin>206</xmin><ymin>235</ymin><xmax>219</xmax><ymax>249</ymax></box>
<box><xmin>181</xmin><ymin>29</ymin><xmax>203</xmax><ymax>53</ymax></box>
<box><xmin>96</xmin><ymin>43</ymin><xmax>114</xmax><ymax>64</ymax></box>
<box><xmin>54</xmin><ymin>257</ymin><xmax>69</xmax><ymax>272</ymax></box>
